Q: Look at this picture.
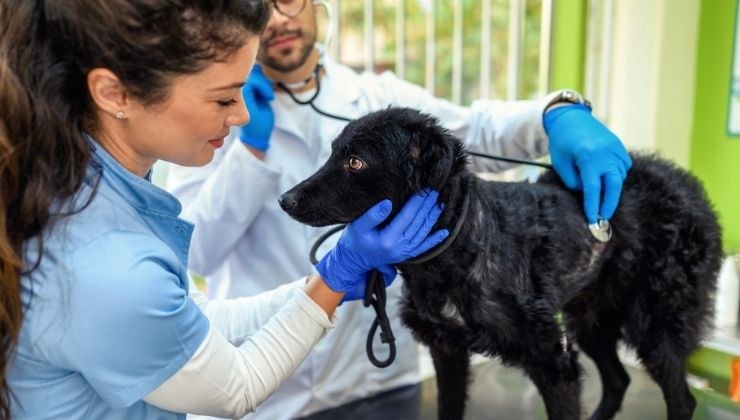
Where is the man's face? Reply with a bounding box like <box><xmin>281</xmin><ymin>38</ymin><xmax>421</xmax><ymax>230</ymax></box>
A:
<box><xmin>257</xmin><ymin>0</ymin><xmax>317</xmax><ymax>72</ymax></box>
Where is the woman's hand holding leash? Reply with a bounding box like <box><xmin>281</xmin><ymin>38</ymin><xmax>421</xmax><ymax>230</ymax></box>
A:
<box><xmin>316</xmin><ymin>189</ymin><xmax>449</xmax><ymax>301</ymax></box>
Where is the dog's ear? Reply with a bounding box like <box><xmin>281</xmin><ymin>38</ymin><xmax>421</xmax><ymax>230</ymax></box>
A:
<box><xmin>404</xmin><ymin>111</ymin><xmax>466</xmax><ymax>191</ymax></box>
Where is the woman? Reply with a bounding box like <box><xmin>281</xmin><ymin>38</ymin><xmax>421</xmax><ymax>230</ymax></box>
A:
<box><xmin>0</xmin><ymin>1</ymin><xmax>447</xmax><ymax>418</ymax></box>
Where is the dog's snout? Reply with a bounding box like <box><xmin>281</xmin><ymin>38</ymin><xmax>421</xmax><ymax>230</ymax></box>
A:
<box><xmin>279</xmin><ymin>192</ymin><xmax>299</xmax><ymax>211</ymax></box>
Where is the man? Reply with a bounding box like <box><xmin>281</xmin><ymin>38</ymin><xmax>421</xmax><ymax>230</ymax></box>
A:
<box><xmin>167</xmin><ymin>1</ymin><xmax>630</xmax><ymax>418</ymax></box>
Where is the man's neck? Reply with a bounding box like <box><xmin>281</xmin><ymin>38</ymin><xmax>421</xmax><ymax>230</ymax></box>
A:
<box><xmin>262</xmin><ymin>48</ymin><xmax>321</xmax><ymax>93</ymax></box>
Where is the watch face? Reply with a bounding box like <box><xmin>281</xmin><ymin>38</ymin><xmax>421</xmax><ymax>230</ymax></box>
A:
<box><xmin>559</xmin><ymin>90</ymin><xmax>591</xmax><ymax>109</ymax></box>
<box><xmin>545</xmin><ymin>90</ymin><xmax>592</xmax><ymax>112</ymax></box>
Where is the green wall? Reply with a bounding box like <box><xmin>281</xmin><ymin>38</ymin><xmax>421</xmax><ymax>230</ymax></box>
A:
<box><xmin>549</xmin><ymin>0</ymin><xmax>739</xmax><ymax>250</ymax></box>
<box><xmin>549</xmin><ymin>0</ymin><xmax>587</xmax><ymax>91</ymax></box>
<box><xmin>691</xmin><ymin>0</ymin><xmax>740</xmax><ymax>252</ymax></box>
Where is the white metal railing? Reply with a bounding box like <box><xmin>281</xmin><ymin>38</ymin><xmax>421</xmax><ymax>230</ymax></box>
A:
<box><xmin>332</xmin><ymin>0</ymin><xmax>558</xmax><ymax>104</ymax></box>
<box><xmin>506</xmin><ymin>0</ymin><xmax>525</xmax><ymax>100</ymax></box>
<box><xmin>452</xmin><ymin>0</ymin><xmax>463</xmax><ymax>103</ymax></box>
<box><xmin>479</xmin><ymin>0</ymin><xmax>492</xmax><ymax>99</ymax></box>
<box><xmin>395</xmin><ymin>0</ymin><xmax>406</xmax><ymax>78</ymax></box>
<box><xmin>537</xmin><ymin>0</ymin><xmax>553</xmax><ymax>97</ymax></box>
<box><xmin>363</xmin><ymin>0</ymin><xmax>374</xmax><ymax>71</ymax></box>
<box><xmin>329</xmin><ymin>0</ymin><xmax>341</xmax><ymax>59</ymax></box>
<box><xmin>424</xmin><ymin>1</ymin><xmax>435</xmax><ymax>93</ymax></box>
<box><xmin>584</xmin><ymin>0</ymin><xmax>614</xmax><ymax>120</ymax></box>
<box><xmin>330</xmin><ymin>0</ymin><xmax>613</xmax><ymax>116</ymax></box>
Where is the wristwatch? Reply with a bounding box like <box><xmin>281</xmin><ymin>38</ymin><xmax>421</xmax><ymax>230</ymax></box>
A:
<box><xmin>544</xmin><ymin>89</ymin><xmax>592</xmax><ymax>113</ymax></box>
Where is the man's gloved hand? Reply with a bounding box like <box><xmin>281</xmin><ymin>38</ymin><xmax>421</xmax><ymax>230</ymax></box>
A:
<box><xmin>239</xmin><ymin>64</ymin><xmax>275</xmax><ymax>152</ymax></box>
<box><xmin>316</xmin><ymin>189</ymin><xmax>449</xmax><ymax>299</ymax></box>
<box><xmin>544</xmin><ymin>104</ymin><xmax>632</xmax><ymax>223</ymax></box>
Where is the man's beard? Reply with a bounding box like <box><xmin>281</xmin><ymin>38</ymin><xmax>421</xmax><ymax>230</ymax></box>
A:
<box><xmin>259</xmin><ymin>29</ymin><xmax>316</xmax><ymax>72</ymax></box>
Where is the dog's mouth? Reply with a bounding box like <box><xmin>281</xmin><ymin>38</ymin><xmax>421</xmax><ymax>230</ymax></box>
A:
<box><xmin>279</xmin><ymin>187</ymin><xmax>359</xmax><ymax>227</ymax></box>
<box><xmin>281</xmin><ymin>203</ymin><xmax>353</xmax><ymax>227</ymax></box>
<box><xmin>289</xmin><ymin>211</ymin><xmax>352</xmax><ymax>227</ymax></box>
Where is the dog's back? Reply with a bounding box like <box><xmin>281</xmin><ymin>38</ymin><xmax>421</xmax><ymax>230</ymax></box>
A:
<box><xmin>533</xmin><ymin>155</ymin><xmax>720</xmax><ymax>337</ymax></box>
<box><xmin>401</xmin><ymin>151</ymin><xmax>722</xmax><ymax>420</ymax></box>
<box><xmin>536</xmin><ymin>153</ymin><xmax>721</xmax><ymax>334</ymax></box>
<box><xmin>532</xmin><ymin>153</ymin><xmax>721</xmax><ymax>419</ymax></box>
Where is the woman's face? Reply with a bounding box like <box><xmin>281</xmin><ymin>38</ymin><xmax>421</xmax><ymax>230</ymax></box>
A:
<box><xmin>99</xmin><ymin>37</ymin><xmax>260</xmax><ymax>175</ymax></box>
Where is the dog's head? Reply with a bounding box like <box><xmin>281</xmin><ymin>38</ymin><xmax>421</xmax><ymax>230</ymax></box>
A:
<box><xmin>280</xmin><ymin>107</ymin><xmax>467</xmax><ymax>226</ymax></box>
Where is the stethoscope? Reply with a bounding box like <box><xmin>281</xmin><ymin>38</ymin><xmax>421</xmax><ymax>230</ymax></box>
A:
<box><xmin>276</xmin><ymin>57</ymin><xmax>353</xmax><ymax>123</ymax></box>
<box><xmin>275</xmin><ymin>0</ymin><xmax>612</xmax><ymax>369</ymax></box>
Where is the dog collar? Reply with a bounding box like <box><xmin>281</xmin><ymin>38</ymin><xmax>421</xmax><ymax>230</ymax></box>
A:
<box><xmin>406</xmin><ymin>192</ymin><xmax>471</xmax><ymax>265</ymax></box>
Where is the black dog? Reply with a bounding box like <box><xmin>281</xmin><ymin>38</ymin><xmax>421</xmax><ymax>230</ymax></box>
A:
<box><xmin>279</xmin><ymin>107</ymin><xmax>722</xmax><ymax>420</ymax></box>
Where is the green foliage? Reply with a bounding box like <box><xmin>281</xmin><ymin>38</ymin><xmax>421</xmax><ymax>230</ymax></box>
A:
<box><xmin>334</xmin><ymin>0</ymin><xmax>543</xmax><ymax>104</ymax></box>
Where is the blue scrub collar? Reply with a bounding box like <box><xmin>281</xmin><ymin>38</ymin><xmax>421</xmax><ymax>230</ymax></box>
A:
<box><xmin>85</xmin><ymin>134</ymin><xmax>182</xmax><ymax>217</ymax></box>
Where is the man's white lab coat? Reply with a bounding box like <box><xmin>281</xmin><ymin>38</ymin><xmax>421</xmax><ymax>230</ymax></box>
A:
<box><xmin>167</xmin><ymin>56</ymin><xmax>551</xmax><ymax>419</ymax></box>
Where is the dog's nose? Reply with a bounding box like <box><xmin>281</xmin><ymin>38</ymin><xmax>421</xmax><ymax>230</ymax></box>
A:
<box><xmin>278</xmin><ymin>192</ymin><xmax>298</xmax><ymax>211</ymax></box>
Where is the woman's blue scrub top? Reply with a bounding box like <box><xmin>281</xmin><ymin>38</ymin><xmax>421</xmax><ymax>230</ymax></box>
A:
<box><xmin>8</xmin><ymin>141</ymin><xmax>209</xmax><ymax>419</ymax></box>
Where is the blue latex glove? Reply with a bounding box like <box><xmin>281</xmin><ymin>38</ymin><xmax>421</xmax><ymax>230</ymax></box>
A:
<box><xmin>240</xmin><ymin>64</ymin><xmax>275</xmax><ymax>151</ymax></box>
<box><xmin>544</xmin><ymin>104</ymin><xmax>632</xmax><ymax>223</ymax></box>
<box><xmin>316</xmin><ymin>189</ymin><xmax>449</xmax><ymax>299</ymax></box>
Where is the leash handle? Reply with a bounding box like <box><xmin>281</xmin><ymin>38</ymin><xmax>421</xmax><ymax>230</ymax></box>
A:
<box><xmin>364</xmin><ymin>269</ymin><xmax>396</xmax><ymax>368</ymax></box>
<box><xmin>309</xmin><ymin>227</ymin><xmax>396</xmax><ymax>368</ymax></box>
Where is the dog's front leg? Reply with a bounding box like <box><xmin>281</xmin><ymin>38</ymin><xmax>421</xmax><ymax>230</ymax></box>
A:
<box><xmin>522</xmin><ymin>346</ymin><xmax>583</xmax><ymax>420</ymax></box>
<box><xmin>430</xmin><ymin>345</ymin><xmax>470</xmax><ymax>420</ymax></box>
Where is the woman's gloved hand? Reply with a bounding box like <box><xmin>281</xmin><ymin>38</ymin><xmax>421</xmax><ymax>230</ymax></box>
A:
<box><xmin>339</xmin><ymin>264</ymin><xmax>397</xmax><ymax>303</ymax></box>
<box><xmin>316</xmin><ymin>189</ymin><xmax>449</xmax><ymax>299</ymax></box>
<box><xmin>544</xmin><ymin>104</ymin><xmax>632</xmax><ymax>223</ymax></box>
<box><xmin>239</xmin><ymin>64</ymin><xmax>275</xmax><ymax>152</ymax></box>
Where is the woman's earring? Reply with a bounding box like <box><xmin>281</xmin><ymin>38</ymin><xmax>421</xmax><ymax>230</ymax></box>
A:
<box><xmin>115</xmin><ymin>111</ymin><xmax>125</xmax><ymax>119</ymax></box>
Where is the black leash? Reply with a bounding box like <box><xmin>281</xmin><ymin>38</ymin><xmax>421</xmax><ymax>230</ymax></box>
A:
<box><xmin>310</xmin><ymin>226</ymin><xmax>397</xmax><ymax>367</ymax></box>
<box><xmin>362</xmin><ymin>269</ymin><xmax>395</xmax><ymax>367</ymax></box>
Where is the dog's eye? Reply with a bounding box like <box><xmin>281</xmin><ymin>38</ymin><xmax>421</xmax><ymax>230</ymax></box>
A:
<box><xmin>347</xmin><ymin>157</ymin><xmax>365</xmax><ymax>171</ymax></box>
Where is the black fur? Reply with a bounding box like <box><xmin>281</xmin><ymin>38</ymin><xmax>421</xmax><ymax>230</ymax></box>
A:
<box><xmin>280</xmin><ymin>107</ymin><xmax>722</xmax><ymax>420</ymax></box>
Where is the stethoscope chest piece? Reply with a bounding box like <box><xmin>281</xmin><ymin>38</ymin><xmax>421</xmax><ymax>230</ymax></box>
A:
<box><xmin>588</xmin><ymin>219</ymin><xmax>612</xmax><ymax>243</ymax></box>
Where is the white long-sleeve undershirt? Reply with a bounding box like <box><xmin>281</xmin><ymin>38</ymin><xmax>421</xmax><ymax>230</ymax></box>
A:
<box><xmin>144</xmin><ymin>277</ymin><xmax>336</xmax><ymax>417</ymax></box>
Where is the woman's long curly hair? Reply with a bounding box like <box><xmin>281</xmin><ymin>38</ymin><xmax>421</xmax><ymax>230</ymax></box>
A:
<box><xmin>0</xmin><ymin>0</ymin><xmax>270</xmax><ymax>416</ymax></box>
